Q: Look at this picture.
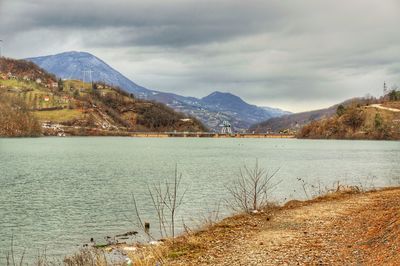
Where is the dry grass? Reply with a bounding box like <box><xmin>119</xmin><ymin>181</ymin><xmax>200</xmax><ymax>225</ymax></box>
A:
<box><xmin>382</xmin><ymin>101</ymin><xmax>400</xmax><ymax>110</ymax></box>
<box><xmin>298</xmin><ymin>104</ymin><xmax>400</xmax><ymax>140</ymax></box>
<box><xmin>124</xmin><ymin>187</ymin><xmax>400</xmax><ymax>265</ymax></box>
<box><xmin>33</xmin><ymin>109</ymin><xmax>83</xmax><ymax>122</ymax></box>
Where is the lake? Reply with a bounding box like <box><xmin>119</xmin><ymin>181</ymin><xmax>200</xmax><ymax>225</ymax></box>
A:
<box><xmin>0</xmin><ymin>137</ymin><xmax>399</xmax><ymax>263</ymax></box>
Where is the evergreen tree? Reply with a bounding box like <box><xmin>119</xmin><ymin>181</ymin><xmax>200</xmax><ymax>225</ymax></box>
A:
<box><xmin>336</xmin><ymin>104</ymin><xmax>346</xmax><ymax>117</ymax></box>
<box><xmin>58</xmin><ymin>78</ymin><xmax>64</xmax><ymax>91</ymax></box>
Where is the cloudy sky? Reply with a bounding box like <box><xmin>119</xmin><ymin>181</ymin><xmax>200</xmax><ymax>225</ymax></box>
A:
<box><xmin>0</xmin><ymin>0</ymin><xmax>399</xmax><ymax>112</ymax></box>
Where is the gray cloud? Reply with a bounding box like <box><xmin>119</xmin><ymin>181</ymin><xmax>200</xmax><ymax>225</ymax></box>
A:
<box><xmin>1</xmin><ymin>0</ymin><xmax>400</xmax><ymax>112</ymax></box>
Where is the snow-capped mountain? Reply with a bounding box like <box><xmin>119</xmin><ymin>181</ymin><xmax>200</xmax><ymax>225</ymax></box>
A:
<box><xmin>27</xmin><ymin>51</ymin><xmax>290</xmax><ymax>131</ymax></box>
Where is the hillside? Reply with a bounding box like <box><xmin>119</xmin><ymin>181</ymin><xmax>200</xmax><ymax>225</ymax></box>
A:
<box><xmin>250</xmin><ymin>98</ymin><xmax>372</xmax><ymax>133</ymax></box>
<box><xmin>0</xmin><ymin>94</ymin><xmax>41</xmax><ymax>137</ymax></box>
<box><xmin>250</xmin><ymin>105</ymin><xmax>338</xmax><ymax>133</ymax></box>
<box><xmin>0</xmin><ymin>57</ymin><xmax>206</xmax><ymax>137</ymax></box>
<box><xmin>27</xmin><ymin>51</ymin><xmax>289</xmax><ymax>131</ymax></box>
<box><xmin>298</xmin><ymin>102</ymin><xmax>400</xmax><ymax>140</ymax></box>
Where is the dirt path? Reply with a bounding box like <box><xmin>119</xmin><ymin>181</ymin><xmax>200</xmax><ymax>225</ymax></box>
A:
<box><xmin>167</xmin><ymin>188</ymin><xmax>400</xmax><ymax>265</ymax></box>
<box><xmin>368</xmin><ymin>104</ymin><xmax>400</xmax><ymax>112</ymax></box>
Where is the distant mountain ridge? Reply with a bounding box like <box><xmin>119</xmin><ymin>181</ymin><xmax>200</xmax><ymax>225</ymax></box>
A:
<box><xmin>27</xmin><ymin>51</ymin><xmax>290</xmax><ymax>131</ymax></box>
<box><xmin>250</xmin><ymin>106</ymin><xmax>338</xmax><ymax>133</ymax></box>
<box><xmin>250</xmin><ymin>98</ymin><xmax>364</xmax><ymax>133</ymax></box>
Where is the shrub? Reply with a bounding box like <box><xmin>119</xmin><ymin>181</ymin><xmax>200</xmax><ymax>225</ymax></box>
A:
<box><xmin>0</xmin><ymin>94</ymin><xmax>41</xmax><ymax>137</ymax></box>
<box><xmin>226</xmin><ymin>160</ymin><xmax>280</xmax><ymax>213</ymax></box>
<box><xmin>342</xmin><ymin>106</ymin><xmax>365</xmax><ymax>132</ymax></box>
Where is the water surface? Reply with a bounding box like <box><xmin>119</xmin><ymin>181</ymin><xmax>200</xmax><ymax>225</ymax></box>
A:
<box><xmin>0</xmin><ymin>137</ymin><xmax>399</xmax><ymax>262</ymax></box>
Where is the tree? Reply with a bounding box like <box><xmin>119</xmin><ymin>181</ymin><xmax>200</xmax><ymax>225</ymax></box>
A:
<box><xmin>227</xmin><ymin>160</ymin><xmax>280</xmax><ymax>213</ymax></box>
<box><xmin>388</xmin><ymin>89</ymin><xmax>400</xmax><ymax>101</ymax></box>
<box><xmin>0</xmin><ymin>94</ymin><xmax>41</xmax><ymax>136</ymax></box>
<box><xmin>131</xmin><ymin>165</ymin><xmax>187</xmax><ymax>240</ymax></box>
<box><xmin>58</xmin><ymin>78</ymin><xmax>64</xmax><ymax>92</ymax></box>
<box><xmin>374</xmin><ymin>113</ymin><xmax>383</xmax><ymax>130</ymax></box>
<box><xmin>343</xmin><ymin>107</ymin><xmax>365</xmax><ymax>132</ymax></box>
<box><xmin>336</xmin><ymin>104</ymin><xmax>346</xmax><ymax>117</ymax></box>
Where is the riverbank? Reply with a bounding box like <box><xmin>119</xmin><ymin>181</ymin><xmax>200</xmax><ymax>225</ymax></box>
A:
<box><xmin>42</xmin><ymin>126</ymin><xmax>297</xmax><ymax>138</ymax></box>
<box><xmin>113</xmin><ymin>187</ymin><xmax>400</xmax><ymax>265</ymax></box>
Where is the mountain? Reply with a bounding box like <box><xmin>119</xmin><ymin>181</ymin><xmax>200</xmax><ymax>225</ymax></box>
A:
<box><xmin>199</xmin><ymin>91</ymin><xmax>281</xmax><ymax>128</ymax></box>
<box><xmin>249</xmin><ymin>98</ymin><xmax>367</xmax><ymax>133</ymax></box>
<box><xmin>250</xmin><ymin>106</ymin><xmax>338</xmax><ymax>133</ymax></box>
<box><xmin>27</xmin><ymin>51</ymin><xmax>150</xmax><ymax>97</ymax></box>
<box><xmin>27</xmin><ymin>51</ymin><xmax>290</xmax><ymax>131</ymax></box>
<box><xmin>0</xmin><ymin>57</ymin><xmax>206</xmax><ymax>136</ymax></box>
<box><xmin>261</xmin><ymin>106</ymin><xmax>292</xmax><ymax>117</ymax></box>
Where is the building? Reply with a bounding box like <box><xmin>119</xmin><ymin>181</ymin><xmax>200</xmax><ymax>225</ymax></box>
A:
<box><xmin>7</xmin><ymin>72</ymin><xmax>16</xmax><ymax>79</ymax></box>
<box><xmin>62</xmin><ymin>96</ymin><xmax>70</xmax><ymax>103</ymax></box>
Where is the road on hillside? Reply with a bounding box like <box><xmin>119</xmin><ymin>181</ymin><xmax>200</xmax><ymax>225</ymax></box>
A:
<box><xmin>368</xmin><ymin>104</ymin><xmax>400</xmax><ymax>112</ymax></box>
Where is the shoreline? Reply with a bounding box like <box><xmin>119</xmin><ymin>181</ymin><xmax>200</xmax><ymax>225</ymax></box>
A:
<box><xmin>95</xmin><ymin>186</ymin><xmax>400</xmax><ymax>265</ymax></box>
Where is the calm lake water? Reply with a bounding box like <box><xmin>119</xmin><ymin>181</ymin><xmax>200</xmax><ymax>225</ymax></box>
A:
<box><xmin>0</xmin><ymin>137</ymin><xmax>399</xmax><ymax>262</ymax></box>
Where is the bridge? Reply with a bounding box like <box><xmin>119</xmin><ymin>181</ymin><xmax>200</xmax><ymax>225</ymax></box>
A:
<box><xmin>127</xmin><ymin>132</ymin><xmax>295</xmax><ymax>138</ymax></box>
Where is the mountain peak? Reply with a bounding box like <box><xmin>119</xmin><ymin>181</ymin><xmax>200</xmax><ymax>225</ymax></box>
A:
<box><xmin>27</xmin><ymin>51</ymin><xmax>149</xmax><ymax>95</ymax></box>
<box><xmin>202</xmin><ymin>91</ymin><xmax>247</xmax><ymax>105</ymax></box>
<box><xmin>34</xmin><ymin>51</ymin><xmax>95</xmax><ymax>60</ymax></box>
<box><xmin>28</xmin><ymin>51</ymin><xmax>290</xmax><ymax>131</ymax></box>
<box><xmin>207</xmin><ymin>91</ymin><xmax>234</xmax><ymax>96</ymax></box>
<box><xmin>53</xmin><ymin>51</ymin><xmax>93</xmax><ymax>57</ymax></box>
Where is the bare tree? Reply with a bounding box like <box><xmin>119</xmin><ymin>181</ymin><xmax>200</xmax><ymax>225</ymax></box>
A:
<box><xmin>227</xmin><ymin>160</ymin><xmax>280</xmax><ymax>213</ymax></box>
<box><xmin>132</xmin><ymin>165</ymin><xmax>187</xmax><ymax>241</ymax></box>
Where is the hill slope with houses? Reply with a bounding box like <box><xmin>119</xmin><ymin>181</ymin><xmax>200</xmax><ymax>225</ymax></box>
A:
<box><xmin>27</xmin><ymin>51</ymin><xmax>290</xmax><ymax>132</ymax></box>
<box><xmin>0</xmin><ymin>57</ymin><xmax>206</xmax><ymax>137</ymax></box>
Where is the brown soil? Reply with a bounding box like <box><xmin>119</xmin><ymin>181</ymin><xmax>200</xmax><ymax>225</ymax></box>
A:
<box><xmin>162</xmin><ymin>187</ymin><xmax>400</xmax><ymax>265</ymax></box>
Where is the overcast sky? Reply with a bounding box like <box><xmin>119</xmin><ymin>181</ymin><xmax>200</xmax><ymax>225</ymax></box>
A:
<box><xmin>0</xmin><ymin>0</ymin><xmax>399</xmax><ymax>112</ymax></box>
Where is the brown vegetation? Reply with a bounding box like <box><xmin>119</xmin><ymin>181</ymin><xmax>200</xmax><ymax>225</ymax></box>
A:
<box><xmin>0</xmin><ymin>58</ymin><xmax>207</xmax><ymax>136</ymax></box>
<box><xmin>298</xmin><ymin>103</ymin><xmax>400</xmax><ymax>140</ymax></box>
<box><xmin>133</xmin><ymin>187</ymin><xmax>399</xmax><ymax>265</ymax></box>
<box><xmin>250</xmin><ymin>98</ymin><xmax>380</xmax><ymax>134</ymax></box>
<box><xmin>250</xmin><ymin>105</ymin><xmax>338</xmax><ymax>133</ymax></box>
<box><xmin>0</xmin><ymin>57</ymin><xmax>56</xmax><ymax>83</ymax></box>
<box><xmin>0</xmin><ymin>94</ymin><xmax>41</xmax><ymax>137</ymax></box>
<box><xmin>59</xmin><ymin>186</ymin><xmax>398</xmax><ymax>265</ymax></box>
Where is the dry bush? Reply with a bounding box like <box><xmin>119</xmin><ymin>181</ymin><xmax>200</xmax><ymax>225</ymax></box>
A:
<box><xmin>342</xmin><ymin>106</ymin><xmax>366</xmax><ymax>132</ymax></box>
<box><xmin>226</xmin><ymin>160</ymin><xmax>280</xmax><ymax>213</ymax></box>
<box><xmin>131</xmin><ymin>165</ymin><xmax>187</xmax><ymax>241</ymax></box>
<box><xmin>63</xmin><ymin>249</ymin><xmax>109</xmax><ymax>266</ymax></box>
<box><xmin>0</xmin><ymin>93</ymin><xmax>41</xmax><ymax>137</ymax></box>
<box><xmin>297</xmin><ymin>103</ymin><xmax>400</xmax><ymax>140</ymax></box>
